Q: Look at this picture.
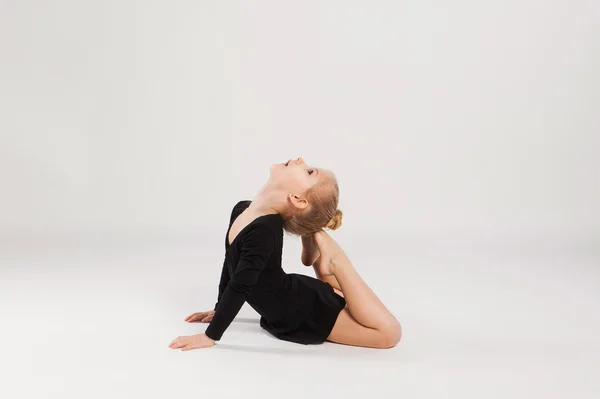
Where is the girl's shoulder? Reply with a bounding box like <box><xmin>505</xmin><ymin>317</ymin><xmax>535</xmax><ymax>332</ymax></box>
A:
<box><xmin>229</xmin><ymin>200</ymin><xmax>252</xmax><ymax>224</ymax></box>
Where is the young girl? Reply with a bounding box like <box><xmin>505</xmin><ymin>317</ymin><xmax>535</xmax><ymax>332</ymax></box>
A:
<box><xmin>169</xmin><ymin>157</ymin><xmax>401</xmax><ymax>350</ymax></box>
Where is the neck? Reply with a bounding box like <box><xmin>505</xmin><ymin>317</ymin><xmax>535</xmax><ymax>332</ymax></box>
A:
<box><xmin>250</xmin><ymin>183</ymin><xmax>284</xmax><ymax>215</ymax></box>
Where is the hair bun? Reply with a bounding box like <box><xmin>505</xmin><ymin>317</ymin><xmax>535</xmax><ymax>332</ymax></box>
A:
<box><xmin>326</xmin><ymin>209</ymin><xmax>343</xmax><ymax>230</ymax></box>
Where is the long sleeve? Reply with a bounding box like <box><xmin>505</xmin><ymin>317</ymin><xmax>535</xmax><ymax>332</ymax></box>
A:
<box><xmin>213</xmin><ymin>256</ymin><xmax>230</xmax><ymax>311</ymax></box>
<box><xmin>213</xmin><ymin>200</ymin><xmax>248</xmax><ymax>311</ymax></box>
<box><xmin>205</xmin><ymin>224</ymin><xmax>274</xmax><ymax>341</ymax></box>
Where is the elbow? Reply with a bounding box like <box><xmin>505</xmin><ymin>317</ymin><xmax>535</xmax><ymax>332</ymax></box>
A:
<box><xmin>229</xmin><ymin>281</ymin><xmax>253</xmax><ymax>297</ymax></box>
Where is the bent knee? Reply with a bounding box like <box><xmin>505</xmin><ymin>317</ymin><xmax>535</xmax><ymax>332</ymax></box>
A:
<box><xmin>378</xmin><ymin>321</ymin><xmax>402</xmax><ymax>349</ymax></box>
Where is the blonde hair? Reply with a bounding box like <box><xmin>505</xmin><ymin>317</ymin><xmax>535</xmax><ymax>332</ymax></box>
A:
<box><xmin>282</xmin><ymin>171</ymin><xmax>343</xmax><ymax>236</ymax></box>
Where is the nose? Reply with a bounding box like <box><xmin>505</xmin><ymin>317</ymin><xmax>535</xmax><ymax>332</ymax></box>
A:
<box><xmin>296</xmin><ymin>157</ymin><xmax>304</xmax><ymax>165</ymax></box>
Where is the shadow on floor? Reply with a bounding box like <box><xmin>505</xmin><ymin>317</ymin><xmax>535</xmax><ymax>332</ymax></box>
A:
<box><xmin>232</xmin><ymin>317</ymin><xmax>260</xmax><ymax>324</ymax></box>
<box><xmin>214</xmin><ymin>318</ymin><xmax>402</xmax><ymax>360</ymax></box>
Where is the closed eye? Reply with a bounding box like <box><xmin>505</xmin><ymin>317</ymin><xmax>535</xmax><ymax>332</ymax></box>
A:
<box><xmin>308</xmin><ymin>170</ymin><xmax>314</xmax><ymax>175</ymax></box>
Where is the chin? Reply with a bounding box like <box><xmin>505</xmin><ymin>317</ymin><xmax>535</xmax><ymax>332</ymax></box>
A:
<box><xmin>269</xmin><ymin>164</ymin><xmax>282</xmax><ymax>176</ymax></box>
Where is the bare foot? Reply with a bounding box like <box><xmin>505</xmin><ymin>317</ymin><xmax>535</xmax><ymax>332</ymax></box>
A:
<box><xmin>312</xmin><ymin>230</ymin><xmax>349</xmax><ymax>276</ymax></box>
<box><xmin>301</xmin><ymin>234</ymin><xmax>320</xmax><ymax>267</ymax></box>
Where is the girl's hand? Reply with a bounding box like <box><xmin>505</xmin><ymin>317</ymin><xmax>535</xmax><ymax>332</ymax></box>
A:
<box><xmin>184</xmin><ymin>310</ymin><xmax>215</xmax><ymax>323</ymax></box>
<box><xmin>169</xmin><ymin>333</ymin><xmax>216</xmax><ymax>351</ymax></box>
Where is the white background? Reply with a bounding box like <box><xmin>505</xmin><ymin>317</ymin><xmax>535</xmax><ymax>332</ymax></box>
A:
<box><xmin>1</xmin><ymin>0</ymin><xmax>598</xmax><ymax>237</ymax></box>
<box><xmin>1</xmin><ymin>1</ymin><xmax>599</xmax><ymax>398</ymax></box>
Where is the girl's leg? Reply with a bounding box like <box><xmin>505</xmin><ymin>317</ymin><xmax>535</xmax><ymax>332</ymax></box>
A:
<box><xmin>313</xmin><ymin>230</ymin><xmax>401</xmax><ymax>349</ymax></box>
<box><xmin>314</xmin><ymin>262</ymin><xmax>343</xmax><ymax>294</ymax></box>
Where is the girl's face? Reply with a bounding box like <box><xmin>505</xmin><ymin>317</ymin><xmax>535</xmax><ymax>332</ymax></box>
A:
<box><xmin>269</xmin><ymin>157</ymin><xmax>325</xmax><ymax>200</ymax></box>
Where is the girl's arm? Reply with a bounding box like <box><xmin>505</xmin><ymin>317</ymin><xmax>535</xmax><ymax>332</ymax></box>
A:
<box><xmin>214</xmin><ymin>256</ymin><xmax>230</xmax><ymax>311</ymax></box>
<box><xmin>205</xmin><ymin>225</ymin><xmax>274</xmax><ymax>341</ymax></box>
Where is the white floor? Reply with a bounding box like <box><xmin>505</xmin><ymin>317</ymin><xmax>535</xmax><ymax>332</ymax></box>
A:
<box><xmin>1</xmin><ymin>230</ymin><xmax>599</xmax><ymax>398</ymax></box>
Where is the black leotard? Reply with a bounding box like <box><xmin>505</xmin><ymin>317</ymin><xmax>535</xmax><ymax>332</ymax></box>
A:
<box><xmin>205</xmin><ymin>200</ymin><xmax>346</xmax><ymax>345</ymax></box>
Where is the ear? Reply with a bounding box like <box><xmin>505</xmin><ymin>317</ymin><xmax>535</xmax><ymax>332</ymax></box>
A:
<box><xmin>289</xmin><ymin>193</ymin><xmax>309</xmax><ymax>210</ymax></box>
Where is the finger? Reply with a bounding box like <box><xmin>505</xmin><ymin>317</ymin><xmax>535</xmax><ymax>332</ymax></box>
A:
<box><xmin>187</xmin><ymin>314</ymin><xmax>205</xmax><ymax>322</ymax></box>
<box><xmin>181</xmin><ymin>345</ymin><xmax>196</xmax><ymax>351</ymax></box>
<box><xmin>170</xmin><ymin>337</ymin><xmax>188</xmax><ymax>348</ymax></box>
<box><xmin>171</xmin><ymin>340</ymin><xmax>188</xmax><ymax>349</ymax></box>
<box><xmin>185</xmin><ymin>313</ymin><xmax>201</xmax><ymax>321</ymax></box>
